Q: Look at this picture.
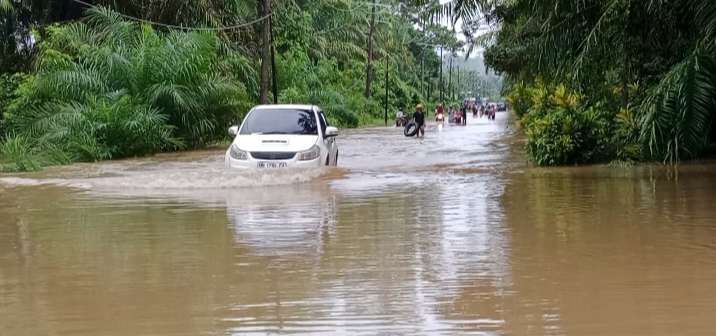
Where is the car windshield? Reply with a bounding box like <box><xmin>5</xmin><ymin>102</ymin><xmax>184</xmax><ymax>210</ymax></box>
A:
<box><xmin>240</xmin><ymin>109</ymin><xmax>318</xmax><ymax>135</ymax></box>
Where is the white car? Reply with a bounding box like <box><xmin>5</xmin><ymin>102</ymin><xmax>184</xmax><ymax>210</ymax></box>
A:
<box><xmin>225</xmin><ymin>104</ymin><xmax>339</xmax><ymax>169</ymax></box>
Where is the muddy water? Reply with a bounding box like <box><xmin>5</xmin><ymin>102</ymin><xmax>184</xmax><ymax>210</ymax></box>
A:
<box><xmin>1</xmin><ymin>113</ymin><xmax>715</xmax><ymax>335</ymax></box>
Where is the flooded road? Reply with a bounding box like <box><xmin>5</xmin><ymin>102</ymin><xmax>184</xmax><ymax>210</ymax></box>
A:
<box><xmin>1</xmin><ymin>112</ymin><xmax>715</xmax><ymax>335</ymax></box>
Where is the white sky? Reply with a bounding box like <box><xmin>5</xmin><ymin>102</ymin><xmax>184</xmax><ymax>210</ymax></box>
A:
<box><xmin>436</xmin><ymin>0</ymin><xmax>494</xmax><ymax>58</ymax></box>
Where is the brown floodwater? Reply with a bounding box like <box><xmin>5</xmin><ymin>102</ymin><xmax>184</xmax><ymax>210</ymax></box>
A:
<box><xmin>1</xmin><ymin>113</ymin><xmax>715</xmax><ymax>335</ymax></box>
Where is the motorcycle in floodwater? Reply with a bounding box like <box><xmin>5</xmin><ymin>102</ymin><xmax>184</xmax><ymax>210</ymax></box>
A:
<box><xmin>435</xmin><ymin>113</ymin><xmax>445</xmax><ymax>132</ymax></box>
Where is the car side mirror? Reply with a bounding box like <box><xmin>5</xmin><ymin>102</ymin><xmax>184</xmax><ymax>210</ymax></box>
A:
<box><xmin>325</xmin><ymin>126</ymin><xmax>339</xmax><ymax>138</ymax></box>
<box><xmin>228</xmin><ymin>126</ymin><xmax>239</xmax><ymax>137</ymax></box>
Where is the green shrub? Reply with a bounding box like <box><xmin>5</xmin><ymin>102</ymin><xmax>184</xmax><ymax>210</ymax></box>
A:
<box><xmin>506</xmin><ymin>81</ymin><xmax>532</xmax><ymax>118</ymax></box>
<box><xmin>2</xmin><ymin>7</ymin><xmax>249</xmax><ymax>170</ymax></box>
<box><xmin>612</xmin><ymin>107</ymin><xmax>642</xmax><ymax>161</ymax></box>
<box><xmin>522</xmin><ymin>85</ymin><xmax>612</xmax><ymax>165</ymax></box>
<box><xmin>0</xmin><ymin>73</ymin><xmax>26</xmax><ymax>137</ymax></box>
<box><xmin>0</xmin><ymin>134</ymin><xmax>43</xmax><ymax>172</ymax></box>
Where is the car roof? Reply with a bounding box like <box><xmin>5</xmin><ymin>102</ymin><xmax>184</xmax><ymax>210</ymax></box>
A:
<box><xmin>252</xmin><ymin>104</ymin><xmax>316</xmax><ymax>111</ymax></box>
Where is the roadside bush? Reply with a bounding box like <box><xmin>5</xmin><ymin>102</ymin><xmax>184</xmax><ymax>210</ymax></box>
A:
<box><xmin>506</xmin><ymin>81</ymin><xmax>532</xmax><ymax>118</ymax></box>
<box><xmin>0</xmin><ymin>134</ymin><xmax>44</xmax><ymax>171</ymax></box>
<box><xmin>0</xmin><ymin>73</ymin><xmax>26</xmax><ymax>137</ymax></box>
<box><xmin>1</xmin><ymin>7</ymin><xmax>249</xmax><ymax>171</ymax></box>
<box><xmin>522</xmin><ymin>84</ymin><xmax>613</xmax><ymax>165</ymax></box>
<box><xmin>612</xmin><ymin>107</ymin><xmax>643</xmax><ymax>161</ymax></box>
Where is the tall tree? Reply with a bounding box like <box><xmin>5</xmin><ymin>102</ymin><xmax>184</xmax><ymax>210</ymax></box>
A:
<box><xmin>364</xmin><ymin>0</ymin><xmax>377</xmax><ymax>98</ymax></box>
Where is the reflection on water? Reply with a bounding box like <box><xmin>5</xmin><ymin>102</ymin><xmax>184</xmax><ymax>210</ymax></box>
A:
<box><xmin>1</xmin><ymin>113</ymin><xmax>715</xmax><ymax>335</ymax></box>
<box><xmin>226</xmin><ymin>185</ymin><xmax>336</xmax><ymax>256</ymax></box>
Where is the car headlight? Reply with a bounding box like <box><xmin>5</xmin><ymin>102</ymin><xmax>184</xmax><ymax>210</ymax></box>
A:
<box><xmin>229</xmin><ymin>145</ymin><xmax>248</xmax><ymax>160</ymax></box>
<box><xmin>297</xmin><ymin>145</ymin><xmax>321</xmax><ymax>161</ymax></box>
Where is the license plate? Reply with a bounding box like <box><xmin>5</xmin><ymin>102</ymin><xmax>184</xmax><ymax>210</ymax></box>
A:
<box><xmin>257</xmin><ymin>161</ymin><xmax>287</xmax><ymax>168</ymax></box>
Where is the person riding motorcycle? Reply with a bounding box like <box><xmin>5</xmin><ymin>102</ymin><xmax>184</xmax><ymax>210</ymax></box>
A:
<box><xmin>395</xmin><ymin>109</ymin><xmax>407</xmax><ymax>127</ymax></box>
<box><xmin>435</xmin><ymin>107</ymin><xmax>445</xmax><ymax>123</ymax></box>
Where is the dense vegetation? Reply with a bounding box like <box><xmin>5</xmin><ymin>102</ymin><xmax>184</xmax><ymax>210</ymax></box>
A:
<box><xmin>0</xmin><ymin>0</ymin><xmax>494</xmax><ymax>171</ymax></box>
<box><xmin>9</xmin><ymin>0</ymin><xmax>710</xmax><ymax>169</ymax></box>
<box><xmin>462</xmin><ymin>0</ymin><xmax>716</xmax><ymax>165</ymax></box>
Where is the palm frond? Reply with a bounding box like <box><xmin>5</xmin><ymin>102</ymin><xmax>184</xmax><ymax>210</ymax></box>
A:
<box><xmin>640</xmin><ymin>46</ymin><xmax>716</xmax><ymax>163</ymax></box>
<box><xmin>0</xmin><ymin>0</ymin><xmax>12</xmax><ymax>13</ymax></box>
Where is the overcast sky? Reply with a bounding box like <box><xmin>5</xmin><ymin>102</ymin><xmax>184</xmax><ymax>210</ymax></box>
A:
<box><xmin>436</xmin><ymin>1</ymin><xmax>494</xmax><ymax>58</ymax></box>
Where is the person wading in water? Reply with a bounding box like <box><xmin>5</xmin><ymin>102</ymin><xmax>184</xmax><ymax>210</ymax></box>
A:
<box><xmin>414</xmin><ymin>104</ymin><xmax>426</xmax><ymax>138</ymax></box>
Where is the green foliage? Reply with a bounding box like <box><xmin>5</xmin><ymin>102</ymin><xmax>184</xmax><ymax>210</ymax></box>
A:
<box><xmin>0</xmin><ymin>72</ymin><xmax>25</xmax><ymax>136</ymax></box>
<box><xmin>478</xmin><ymin>0</ymin><xmax>716</xmax><ymax>164</ymax></box>
<box><xmin>505</xmin><ymin>80</ymin><xmax>532</xmax><ymax>118</ymax></box>
<box><xmin>519</xmin><ymin>84</ymin><xmax>613</xmax><ymax>166</ymax></box>
<box><xmin>2</xmin><ymin>7</ymin><xmax>248</xmax><ymax>170</ymax></box>
<box><xmin>2</xmin><ymin>1</ymin><xmax>465</xmax><ymax>170</ymax></box>
<box><xmin>613</xmin><ymin>107</ymin><xmax>642</xmax><ymax>161</ymax></box>
<box><xmin>640</xmin><ymin>51</ymin><xmax>716</xmax><ymax>163</ymax></box>
<box><xmin>0</xmin><ymin>132</ymin><xmax>76</xmax><ymax>172</ymax></box>
<box><xmin>0</xmin><ymin>134</ymin><xmax>43</xmax><ymax>171</ymax></box>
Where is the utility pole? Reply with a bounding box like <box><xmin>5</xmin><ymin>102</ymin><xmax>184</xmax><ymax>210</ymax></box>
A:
<box><xmin>384</xmin><ymin>56</ymin><xmax>389</xmax><ymax>126</ymax></box>
<box><xmin>448</xmin><ymin>53</ymin><xmax>453</xmax><ymax>102</ymax></box>
<box><xmin>419</xmin><ymin>52</ymin><xmax>424</xmax><ymax>97</ymax></box>
<box><xmin>428</xmin><ymin>76</ymin><xmax>432</xmax><ymax>100</ymax></box>
<box><xmin>258</xmin><ymin>0</ymin><xmax>271</xmax><ymax>104</ymax></box>
<box><xmin>439</xmin><ymin>46</ymin><xmax>443</xmax><ymax>103</ymax></box>
<box><xmin>364</xmin><ymin>0</ymin><xmax>377</xmax><ymax>98</ymax></box>
<box><xmin>456</xmin><ymin>66</ymin><xmax>460</xmax><ymax>100</ymax></box>
<box><xmin>270</xmin><ymin>15</ymin><xmax>278</xmax><ymax>104</ymax></box>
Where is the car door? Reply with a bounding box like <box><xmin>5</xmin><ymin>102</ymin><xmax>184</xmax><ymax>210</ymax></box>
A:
<box><xmin>317</xmin><ymin>109</ymin><xmax>337</xmax><ymax>165</ymax></box>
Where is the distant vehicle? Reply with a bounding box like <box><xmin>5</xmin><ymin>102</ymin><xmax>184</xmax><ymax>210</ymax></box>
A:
<box><xmin>225</xmin><ymin>104</ymin><xmax>339</xmax><ymax>169</ymax></box>
<box><xmin>497</xmin><ymin>102</ymin><xmax>507</xmax><ymax>112</ymax></box>
<box><xmin>395</xmin><ymin>110</ymin><xmax>408</xmax><ymax>127</ymax></box>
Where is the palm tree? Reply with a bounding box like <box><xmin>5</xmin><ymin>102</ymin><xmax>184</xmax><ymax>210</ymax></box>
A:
<box><xmin>2</xmin><ymin>6</ymin><xmax>250</xmax><ymax>169</ymax></box>
<box><xmin>454</xmin><ymin>0</ymin><xmax>716</xmax><ymax>162</ymax></box>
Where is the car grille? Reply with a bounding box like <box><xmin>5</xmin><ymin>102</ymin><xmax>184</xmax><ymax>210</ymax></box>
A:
<box><xmin>250</xmin><ymin>152</ymin><xmax>296</xmax><ymax>160</ymax></box>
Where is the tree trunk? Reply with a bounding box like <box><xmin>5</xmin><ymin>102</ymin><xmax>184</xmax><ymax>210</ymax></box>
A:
<box><xmin>427</xmin><ymin>77</ymin><xmax>432</xmax><ymax>101</ymax></box>
<box><xmin>621</xmin><ymin>53</ymin><xmax>629</xmax><ymax>109</ymax></box>
<box><xmin>439</xmin><ymin>46</ymin><xmax>443</xmax><ymax>102</ymax></box>
<box><xmin>364</xmin><ymin>0</ymin><xmax>377</xmax><ymax>98</ymax></box>
<box><xmin>384</xmin><ymin>56</ymin><xmax>389</xmax><ymax>126</ymax></box>
<box><xmin>621</xmin><ymin>4</ymin><xmax>630</xmax><ymax>109</ymax></box>
<box><xmin>448</xmin><ymin>54</ymin><xmax>453</xmax><ymax>101</ymax></box>
<box><xmin>419</xmin><ymin>53</ymin><xmax>424</xmax><ymax>97</ymax></box>
<box><xmin>258</xmin><ymin>0</ymin><xmax>272</xmax><ymax>104</ymax></box>
<box><xmin>456</xmin><ymin>67</ymin><xmax>460</xmax><ymax>99</ymax></box>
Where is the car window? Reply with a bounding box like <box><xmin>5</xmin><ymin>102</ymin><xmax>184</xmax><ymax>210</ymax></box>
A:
<box><xmin>318</xmin><ymin>111</ymin><xmax>327</xmax><ymax>136</ymax></box>
<box><xmin>240</xmin><ymin>109</ymin><xmax>318</xmax><ymax>135</ymax></box>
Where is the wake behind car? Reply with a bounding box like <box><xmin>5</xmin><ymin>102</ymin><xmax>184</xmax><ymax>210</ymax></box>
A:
<box><xmin>225</xmin><ymin>105</ymin><xmax>339</xmax><ymax>169</ymax></box>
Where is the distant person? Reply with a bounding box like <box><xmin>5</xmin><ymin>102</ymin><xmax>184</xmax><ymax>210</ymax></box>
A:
<box><xmin>436</xmin><ymin>103</ymin><xmax>444</xmax><ymax>117</ymax></box>
<box><xmin>395</xmin><ymin>108</ymin><xmax>405</xmax><ymax>127</ymax></box>
<box><xmin>414</xmin><ymin>104</ymin><xmax>425</xmax><ymax>138</ymax></box>
<box><xmin>435</xmin><ymin>106</ymin><xmax>445</xmax><ymax>132</ymax></box>
<box><xmin>435</xmin><ymin>107</ymin><xmax>445</xmax><ymax>123</ymax></box>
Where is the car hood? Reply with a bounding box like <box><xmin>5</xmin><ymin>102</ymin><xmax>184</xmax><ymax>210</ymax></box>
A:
<box><xmin>233</xmin><ymin>134</ymin><xmax>318</xmax><ymax>152</ymax></box>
